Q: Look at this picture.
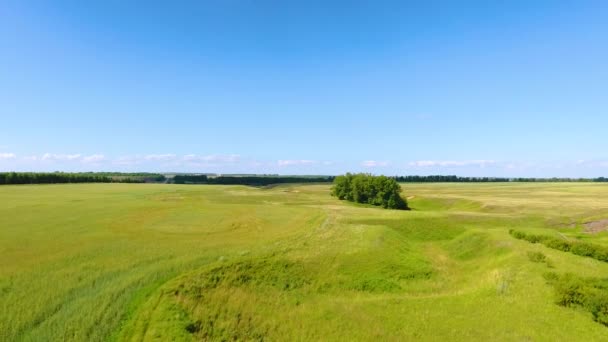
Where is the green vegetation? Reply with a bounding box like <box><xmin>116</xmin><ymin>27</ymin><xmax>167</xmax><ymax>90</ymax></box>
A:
<box><xmin>510</xmin><ymin>229</ymin><xmax>608</xmax><ymax>263</ymax></box>
<box><xmin>527</xmin><ymin>251</ymin><xmax>547</xmax><ymax>263</ymax></box>
<box><xmin>173</xmin><ymin>174</ymin><xmax>333</xmax><ymax>185</ymax></box>
<box><xmin>395</xmin><ymin>175</ymin><xmax>511</xmax><ymax>182</ymax></box>
<box><xmin>0</xmin><ymin>172</ymin><xmax>113</xmax><ymax>184</ymax></box>
<box><xmin>544</xmin><ymin>272</ymin><xmax>608</xmax><ymax>326</ymax></box>
<box><xmin>2</xmin><ymin>182</ymin><xmax>608</xmax><ymax>341</ymax></box>
<box><xmin>394</xmin><ymin>175</ymin><xmax>608</xmax><ymax>182</ymax></box>
<box><xmin>6</xmin><ymin>172</ymin><xmax>604</xmax><ymax>186</ymax></box>
<box><xmin>331</xmin><ymin>173</ymin><xmax>409</xmax><ymax>209</ymax></box>
<box><xmin>0</xmin><ymin>172</ymin><xmax>166</xmax><ymax>184</ymax></box>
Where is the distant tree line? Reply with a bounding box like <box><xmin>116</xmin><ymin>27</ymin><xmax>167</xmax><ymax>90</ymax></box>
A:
<box><xmin>394</xmin><ymin>175</ymin><xmax>608</xmax><ymax>183</ymax></box>
<box><xmin>331</xmin><ymin>173</ymin><xmax>409</xmax><ymax>210</ymax></box>
<box><xmin>394</xmin><ymin>175</ymin><xmax>509</xmax><ymax>182</ymax></box>
<box><xmin>3</xmin><ymin>172</ymin><xmax>606</xmax><ymax>186</ymax></box>
<box><xmin>0</xmin><ymin>172</ymin><xmax>166</xmax><ymax>185</ymax></box>
<box><xmin>173</xmin><ymin>175</ymin><xmax>334</xmax><ymax>186</ymax></box>
<box><xmin>512</xmin><ymin>177</ymin><xmax>606</xmax><ymax>182</ymax></box>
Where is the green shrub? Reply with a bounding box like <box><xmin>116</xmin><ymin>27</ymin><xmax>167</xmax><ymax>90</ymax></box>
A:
<box><xmin>510</xmin><ymin>230</ymin><xmax>608</xmax><ymax>264</ymax></box>
<box><xmin>546</xmin><ymin>273</ymin><xmax>608</xmax><ymax>326</ymax></box>
<box><xmin>545</xmin><ymin>238</ymin><xmax>572</xmax><ymax>252</ymax></box>
<box><xmin>571</xmin><ymin>243</ymin><xmax>598</xmax><ymax>258</ymax></box>
<box><xmin>553</xmin><ymin>274</ymin><xmax>586</xmax><ymax>306</ymax></box>
<box><xmin>509</xmin><ymin>229</ymin><xmax>527</xmax><ymax>240</ymax></box>
<box><xmin>593</xmin><ymin>249</ymin><xmax>608</xmax><ymax>262</ymax></box>
<box><xmin>527</xmin><ymin>251</ymin><xmax>547</xmax><ymax>263</ymax></box>
<box><xmin>543</xmin><ymin>271</ymin><xmax>559</xmax><ymax>282</ymax></box>
<box><xmin>586</xmin><ymin>291</ymin><xmax>608</xmax><ymax>326</ymax></box>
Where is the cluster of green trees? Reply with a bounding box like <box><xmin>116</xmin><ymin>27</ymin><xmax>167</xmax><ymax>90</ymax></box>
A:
<box><xmin>0</xmin><ymin>172</ymin><xmax>112</xmax><ymax>184</ymax></box>
<box><xmin>172</xmin><ymin>175</ymin><xmax>209</xmax><ymax>183</ymax></box>
<box><xmin>0</xmin><ymin>172</ymin><xmax>166</xmax><ymax>185</ymax></box>
<box><xmin>105</xmin><ymin>173</ymin><xmax>166</xmax><ymax>183</ymax></box>
<box><xmin>173</xmin><ymin>175</ymin><xmax>334</xmax><ymax>186</ymax></box>
<box><xmin>331</xmin><ymin>173</ymin><xmax>409</xmax><ymax>210</ymax></box>
<box><xmin>509</xmin><ymin>230</ymin><xmax>608</xmax><ymax>262</ymax></box>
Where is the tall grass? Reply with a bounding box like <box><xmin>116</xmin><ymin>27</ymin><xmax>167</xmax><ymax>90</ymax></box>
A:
<box><xmin>2</xmin><ymin>183</ymin><xmax>608</xmax><ymax>340</ymax></box>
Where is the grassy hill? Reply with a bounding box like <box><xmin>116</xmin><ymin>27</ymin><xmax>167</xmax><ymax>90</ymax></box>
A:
<box><xmin>1</xmin><ymin>183</ymin><xmax>608</xmax><ymax>340</ymax></box>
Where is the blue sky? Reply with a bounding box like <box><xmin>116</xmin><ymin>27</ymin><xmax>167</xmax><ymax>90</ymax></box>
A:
<box><xmin>1</xmin><ymin>1</ymin><xmax>607</xmax><ymax>176</ymax></box>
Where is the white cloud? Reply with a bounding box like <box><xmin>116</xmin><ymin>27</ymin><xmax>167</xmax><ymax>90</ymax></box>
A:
<box><xmin>144</xmin><ymin>154</ymin><xmax>177</xmax><ymax>161</ymax></box>
<box><xmin>82</xmin><ymin>154</ymin><xmax>105</xmax><ymax>163</ymax></box>
<box><xmin>277</xmin><ymin>160</ymin><xmax>317</xmax><ymax>167</ymax></box>
<box><xmin>110</xmin><ymin>154</ymin><xmax>243</xmax><ymax>168</ymax></box>
<box><xmin>575</xmin><ymin>160</ymin><xmax>608</xmax><ymax>168</ymax></box>
<box><xmin>183</xmin><ymin>154</ymin><xmax>198</xmax><ymax>161</ymax></box>
<box><xmin>362</xmin><ymin>160</ymin><xmax>390</xmax><ymax>167</ymax></box>
<box><xmin>0</xmin><ymin>153</ymin><xmax>16</xmax><ymax>160</ymax></box>
<box><xmin>113</xmin><ymin>156</ymin><xmax>141</xmax><ymax>166</ymax></box>
<box><xmin>183</xmin><ymin>154</ymin><xmax>240</xmax><ymax>163</ymax></box>
<box><xmin>41</xmin><ymin>153</ymin><xmax>82</xmax><ymax>161</ymax></box>
<box><xmin>408</xmin><ymin>160</ymin><xmax>496</xmax><ymax>168</ymax></box>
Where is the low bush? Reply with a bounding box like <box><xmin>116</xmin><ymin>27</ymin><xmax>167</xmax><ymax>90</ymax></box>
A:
<box><xmin>545</xmin><ymin>238</ymin><xmax>571</xmax><ymax>252</ymax></box>
<box><xmin>544</xmin><ymin>272</ymin><xmax>608</xmax><ymax>326</ymax></box>
<box><xmin>510</xmin><ymin>230</ymin><xmax>608</xmax><ymax>264</ymax></box>
<box><xmin>527</xmin><ymin>251</ymin><xmax>547</xmax><ymax>263</ymax></box>
<box><xmin>571</xmin><ymin>243</ymin><xmax>598</xmax><ymax>258</ymax></box>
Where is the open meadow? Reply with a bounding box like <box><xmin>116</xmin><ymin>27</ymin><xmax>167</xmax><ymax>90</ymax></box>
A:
<box><xmin>2</xmin><ymin>182</ymin><xmax>608</xmax><ymax>341</ymax></box>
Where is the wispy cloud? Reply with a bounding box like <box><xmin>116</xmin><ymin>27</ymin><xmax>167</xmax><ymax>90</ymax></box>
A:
<box><xmin>575</xmin><ymin>159</ymin><xmax>608</xmax><ymax>168</ymax></box>
<box><xmin>361</xmin><ymin>160</ymin><xmax>390</xmax><ymax>167</ymax></box>
<box><xmin>111</xmin><ymin>154</ymin><xmax>242</xmax><ymax>167</ymax></box>
<box><xmin>0</xmin><ymin>153</ymin><xmax>16</xmax><ymax>160</ymax></box>
<box><xmin>277</xmin><ymin>160</ymin><xmax>317</xmax><ymax>167</ymax></box>
<box><xmin>408</xmin><ymin>160</ymin><xmax>496</xmax><ymax>168</ymax></box>
<box><xmin>144</xmin><ymin>154</ymin><xmax>177</xmax><ymax>161</ymax></box>
<box><xmin>82</xmin><ymin>154</ymin><xmax>106</xmax><ymax>163</ymax></box>
<box><xmin>41</xmin><ymin>153</ymin><xmax>82</xmax><ymax>161</ymax></box>
<box><xmin>1</xmin><ymin>152</ymin><xmax>248</xmax><ymax>171</ymax></box>
<box><xmin>183</xmin><ymin>154</ymin><xmax>240</xmax><ymax>163</ymax></box>
<box><xmin>113</xmin><ymin>156</ymin><xmax>141</xmax><ymax>166</ymax></box>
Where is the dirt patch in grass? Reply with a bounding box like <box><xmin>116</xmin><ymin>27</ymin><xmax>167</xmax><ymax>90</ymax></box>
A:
<box><xmin>584</xmin><ymin>219</ymin><xmax>608</xmax><ymax>234</ymax></box>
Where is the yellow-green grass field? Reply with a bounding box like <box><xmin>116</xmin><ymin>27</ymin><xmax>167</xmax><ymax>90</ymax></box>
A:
<box><xmin>2</xmin><ymin>182</ymin><xmax>608</xmax><ymax>341</ymax></box>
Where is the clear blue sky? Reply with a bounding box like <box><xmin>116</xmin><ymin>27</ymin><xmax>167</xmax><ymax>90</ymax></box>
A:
<box><xmin>1</xmin><ymin>1</ymin><xmax>607</xmax><ymax>176</ymax></box>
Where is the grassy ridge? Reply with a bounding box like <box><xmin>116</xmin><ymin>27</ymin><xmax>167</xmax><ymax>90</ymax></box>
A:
<box><xmin>1</xmin><ymin>183</ymin><xmax>608</xmax><ymax>340</ymax></box>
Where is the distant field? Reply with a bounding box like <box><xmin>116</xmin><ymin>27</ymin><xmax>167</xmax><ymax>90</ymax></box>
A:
<box><xmin>2</xmin><ymin>183</ymin><xmax>608</xmax><ymax>341</ymax></box>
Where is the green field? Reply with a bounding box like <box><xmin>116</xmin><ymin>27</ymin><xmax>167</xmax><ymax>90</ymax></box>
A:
<box><xmin>2</xmin><ymin>183</ymin><xmax>608</xmax><ymax>341</ymax></box>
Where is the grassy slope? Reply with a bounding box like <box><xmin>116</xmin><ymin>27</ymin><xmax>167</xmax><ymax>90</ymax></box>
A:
<box><xmin>1</xmin><ymin>183</ymin><xmax>608</xmax><ymax>341</ymax></box>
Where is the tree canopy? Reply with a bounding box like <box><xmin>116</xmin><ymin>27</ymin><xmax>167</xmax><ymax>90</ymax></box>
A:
<box><xmin>331</xmin><ymin>173</ymin><xmax>409</xmax><ymax>210</ymax></box>
<box><xmin>0</xmin><ymin>172</ymin><xmax>165</xmax><ymax>185</ymax></box>
<box><xmin>173</xmin><ymin>175</ymin><xmax>333</xmax><ymax>186</ymax></box>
